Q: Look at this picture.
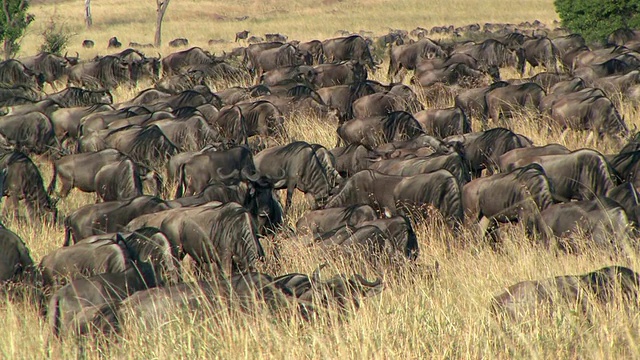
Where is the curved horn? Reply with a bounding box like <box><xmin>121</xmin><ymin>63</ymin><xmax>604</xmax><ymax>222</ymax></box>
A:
<box><xmin>157</xmin><ymin>52</ymin><xmax>162</xmax><ymax>60</ymax></box>
<box><xmin>217</xmin><ymin>167</ymin><xmax>240</xmax><ymax>180</ymax></box>
<box><xmin>353</xmin><ymin>274</ymin><xmax>382</xmax><ymax>288</ymax></box>
<box><xmin>64</xmin><ymin>51</ymin><xmax>68</xmax><ymax>59</ymax></box>
<box><xmin>241</xmin><ymin>167</ymin><xmax>260</xmax><ymax>182</ymax></box>
<box><xmin>312</xmin><ymin>263</ymin><xmax>327</xmax><ymax>282</ymax></box>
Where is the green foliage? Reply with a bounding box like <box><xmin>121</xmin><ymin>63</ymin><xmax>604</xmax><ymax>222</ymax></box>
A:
<box><xmin>39</xmin><ymin>19</ymin><xmax>73</xmax><ymax>55</ymax></box>
<box><xmin>0</xmin><ymin>0</ymin><xmax>34</xmax><ymax>58</ymax></box>
<box><xmin>554</xmin><ymin>0</ymin><xmax>640</xmax><ymax>42</ymax></box>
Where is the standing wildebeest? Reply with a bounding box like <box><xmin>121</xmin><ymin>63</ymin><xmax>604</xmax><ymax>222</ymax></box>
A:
<box><xmin>462</xmin><ymin>164</ymin><xmax>555</xmax><ymax>244</ymax></box>
<box><xmin>452</xmin><ymin>39</ymin><xmax>521</xmax><ymax>69</ymax></box>
<box><xmin>49</xmin><ymin>104</ymin><xmax>114</xmax><ymax>141</ymax></box>
<box><xmin>447</xmin><ymin>127</ymin><xmax>533</xmax><ymax>178</ymax></box>
<box><xmin>296</xmin><ymin>205</ymin><xmax>378</xmax><ymax>238</ymax></box>
<box><xmin>0</xmin><ymin>150</ymin><xmax>58</xmax><ymax>223</ymax></box>
<box><xmin>63</xmin><ymin>196</ymin><xmax>171</xmax><ymax>246</ymax></box>
<box><xmin>322</xmin><ymin>35</ymin><xmax>376</xmax><ymax>71</ymax></box>
<box><xmin>484</xmin><ymin>82</ymin><xmax>545</xmax><ymax>124</ymax></box>
<box><xmin>46</xmin><ymin>87</ymin><xmax>113</xmax><ymax>108</ymax></box>
<box><xmin>0</xmin><ymin>111</ymin><xmax>57</xmax><ymax>155</ymax></box>
<box><xmin>610</xmin><ymin>150</ymin><xmax>640</xmax><ymax>189</ymax></box>
<box><xmin>254</xmin><ymin>142</ymin><xmax>341</xmax><ymax>212</ymax></box>
<box><xmin>0</xmin><ymin>59</ymin><xmax>44</xmax><ymax>89</ymax></box>
<box><xmin>253</xmin><ymin>44</ymin><xmax>307</xmax><ymax>81</ymax></box>
<box><xmin>368</xmin><ymin>150</ymin><xmax>471</xmax><ymax>186</ymax></box>
<box><xmin>317</xmin><ymin>82</ymin><xmax>377</xmax><ymax>123</ymax></box>
<box><xmin>107</xmin><ymin>37</ymin><xmax>122</xmax><ymax>49</ymax></box>
<box><xmin>491</xmin><ymin>266</ymin><xmax>640</xmax><ymax>321</ymax></box>
<box><xmin>455</xmin><ymin>81</ymin><xmax>509</xmax><ymax>127</ymax></box>
<box><xmin>519</xmin><ymin>36</ymin><xmax>560</xmax><ymax>74</ymax></box>
<box><xmin>0</xmin><ymin>85</ymin><xmax>41</xmax><ymax>107</ymax></box>
<box><xmin>337</xmin><ymin>111</ymin><xmax>424</xmax><ymax>150</ymax></box>
<box><xmin>0</xmin><ymin>224</ymin><xmax>35</xmax><ymax>284</ymax></box>
<box><xmin>533</xmin><ymin>197</ymin><xmax>630</xmax><ymax>252</ymax></box>
<box><xmin>20</xmin><ymin>52</ymin><xmax>78</xmax><ymax>90</ymax></box>
<box><xmin>169</xmin><ymin>38</ymin><xmax>189</xmax><ymax>47</ymax></box>
<box><xmin>498</xmin><ymin>144</ymin><xmax>570</xmax><ymax>172</ymax></box>
<box><xmin>235</xmin><ymin>30</ymin><xmax>250</xmax><ymax>42</ymax></box>
<box><xmin>95</xmin><ymin>159</ymin><xmax>162</xmax><ymax>201</ymax></box>
<box><xmin>299</xmin><ymin>40</ymin><xmax>325</xmax><ymax>64</ymax></box>
<box><xmin>387</xmin><ymin>38</ymin><xmax>447</xmax><ymax>82</ymax></box>
<box><xmin>413</xmin><ymin>107</ymin><xmax>471</xmax><ymax>138</ymax></box>
<box><xmin>82</xmin><ymin>40</ymin><xmax>95</xmax><ymax>48</ymax></box>
<box><xmin>330</xmin><ymin>144</ymin><xmax>375</xmax><ymax>178</ymax></box>
<box><xmin>161</xmin><ymin>47</ymin><xmax>219</xmax><ymax>76</ymax></box>
<box><xmin>352</xmin><ymin>85</ymin><xmax>423</xmax><ymax>118</ymax></box>
<box><xmin>325</xmin><ymin>169</ymin><xmax>463</xmax><ymax>229</ymax></box>
<box><xmin>549</xmin><ymin>92</ymin><xmax>628</xmax><ymax>139</ymax></box>
<box><xmin>312</xmin><ymin>60</ymin><xmax>367</xmax><ymax>88</ymax></box>
<box><xmin>67</xmin><ymin>56</ymin><xmax>131</xmax><ymax>89</ymax></box>
<box><xmin>509</xmin><ymin>149</ymin><xmax>617</xmax><ymax>202</ymax></box>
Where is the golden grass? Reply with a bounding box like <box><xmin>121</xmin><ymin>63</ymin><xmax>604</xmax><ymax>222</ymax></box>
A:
<box><xmin>4</xmin><ymin>0</ymin><xmax>640</xmax><ymax>359</ymax></box>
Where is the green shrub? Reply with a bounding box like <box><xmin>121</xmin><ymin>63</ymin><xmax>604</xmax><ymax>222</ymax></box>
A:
<box><xmin>39</xmin><ymin>19</ymin><xmax>74</xmax><ymax>55</ymax></box>
<box><xmin>554</xmin><ymin>0</ymin><xmax>640</xmax><ymax>43</ymax></box>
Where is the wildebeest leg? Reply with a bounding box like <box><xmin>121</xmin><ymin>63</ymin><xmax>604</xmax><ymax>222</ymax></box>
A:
<box><xmin>284</xmin><ymin>185</ymin><xmax>295</xmax><ymax>215</ymax></box>
<box><xmin>4</xmin><ymin>196</ymin><xmax>20</xmax><ymax>222</ymax></box>
<box><xmin>478</xmin><ymin>216</ymin><xmax>501</xmax><ymax>250</ymax></box>
<box><xmin>59</xmin><ymin>178</ymin><xmax>73</xmax><ymax>198</ymax></box>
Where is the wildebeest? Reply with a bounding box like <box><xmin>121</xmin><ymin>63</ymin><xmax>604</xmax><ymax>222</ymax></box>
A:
<box><xmin>368</xmin><ymin>150</ymin><xmax>471</xmax><ymax>186</ymax></box>
<box><xmin>20</xmin><ymin>52</ymin><xmax>78</xmax><ymax>90</ymax></box>
<box><xmin>462</xmin><ymin>163</ymin><xmax>555</xmax><ymax>243</ymax></box>
<box><xmin>316</xmin><ymin>82</ymin><xmax>378</xmax><ymax>123</ymax></box>
<box><xmin>0</xmin><ymin>59</ymin><xmax>44</xmax><ymax>89</ymax></box>
<box><xmin>312</xmin><ymin>60</ymin><xmax>367</xmax><ymax>88</ymax></box>
<box><xmin>533</xmin><ymin>197</ymin><xmax>630</xmax><ymax>252</ymax></box>
<box><xmin>446</xmin><ymin>127</ymin><xmax>533</xmax><ymax>178</ymax></box>
<box><xmin>387</xmin><ymin>38</ymin><xmax>447</xmax><ymax>82</ymax></box>
<box><xmin>169</xmin><ymin>38</ymin><xmax>189</xmax><ymax>47</ymax></box>
<box><xmin>49</xmin><ymin>104</ymin><xmax>114</xmax><ymax>141</ymax></box>
<box><xmin>82</xmin><ymin>40</ymin><xmax>95</xmax><ymax>48</ymax></box>
<box><xmin>0</xmin><ymin>223</ymin><xmax>35</xmax><ymax>284</ymax></box>
<box><xmin>0</xmin><ymin>84</ymin><xmax>41</xmax><ymax>107</ymax></box>
<box><xmin>67</xmin><ymin>55</ymin><xmax>131</xmax><ymax>89</ymax></box>
<box><xmin>46</xmin><ymin>87</ymin><xmax>113</xmax><ymax>108</ymax></box>
<box><xmin>253</xmin><ymin>142</ymin><xmax>341</xmax><ymax>212</ymax></box>
<box><xmin>330</xmin><ymin>144</ymin><xmax>376</xmax><ymax>178</ymax></box>
<box><xmin>161</xmin><ymin>47</ymin><xmax>219</xmax><ymax>76</ymax></box>
<box><xmin>413</xmin><ymin>107</ymin><xmax>471</xmax><ymax>138</ymax></box>
<box><xmin>509</xmin><ymin>149</ymin><xmax>617</xmax><ymax>201</ymax></box>
<box><xmin>235</xmin><ymin>30</ymin><xmax>250</xmax><ymax>42</ymax></box>
<box><xmin>322</xmin><ymin>35</ymin><xmax>376</xmax><ymax>71</ymax></box>
<box><xmin>519</xmin><ymin>36</ymin><xmax>560</xmax><ymax>74</ymax></box>
<box><xmin>454</xmin><ymin>81</ymin><xmax>509</xmax><ymax>126</ymax></box>
<box><xmin>253</xmin><ymin>44</ymin><xmax>307</xmax><ymax>81</ymax></box>
<box><xmin>296</xmin><ymin>205</ymin><xmax>378</xmax><ymax>238</ymax></box>
<box><xmin>0</xmin><ymin>150</ymin><xmax>58</xmax><ymax>223</ymax></box>
<box><xmin>325</xmin><ymin>169</ymin><xmax>463</xmax><ymax>229</ymax></box>
<box><xmin>549</xmin><ymin>92</ymin><xmax>628</xmax><ymax>139</ymax></box>
<box><xmin>352</xmin><ymin>85</ymin><xmax>423</xmax><ymax>118</ymax></box>
<box><xmin>337</xmin><ymin>111</ymin><xmax>424</xmax><ymax>150</ymax></box>
<box><xmin>107</xmin><ymin>37</ymin><xmax>122</xmax><ymax>49</ymax></box>
<box><xmin>484</xmin><ymin>82</ymin><xmax>545</xmax><ymax>124</ymax></box>
<box><xmin>0</xmin><ymin>111</ymin><xmax>57</xmax><ymax>155</ymax></box>
<box><xmin>64</xmin><ymin>196</ymin><xmax>171</xmax><ymax>245</ymax></box>
<box><xmin>610</xmin><ymin>150</ymin><xmax>640</xmax><ymax>189</ymax></box>
<box><xmin>298</xmin><ymin>40</ymin><xmax>325</xmax><ymax>65</ymax></box>
<box><xmin>452</xmin><ymin>38</ymin><xmax>521</xmax><ymax>69</ymax></box>
<box><xmin>95</xmin><ymin>159</ymin><xmax>161</xmax><ymax>201</ymax></box>
<box><xmin>498</xmin><ymin>143</ymin><xmax>570</xmax><ymax>172</ymax></box>
<box><xmin>491</xmin><ymin>266</ymin><xmax>640</xmax><ymax>321</ymax></box>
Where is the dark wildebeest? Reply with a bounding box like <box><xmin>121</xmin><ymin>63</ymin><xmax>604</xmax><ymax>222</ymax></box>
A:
<box><xmin>455</xmin><ymin>81</ymin><xmax>509</xmax><ymax>127</ymax></box>
<box><xmin>337</xmin><ymin>111</ymin><xmax>424</xmax><ymax>150</ymax></box>
<box><xmin>452</xmin><ymin>38</ymin><xmax>521</xmax><ymax>69</ymax></box>
<box><xmin>0</xmin><ymin>151</ymin><xmax>58</xmax><ymax>223</ymax></box>
<box><xmin>0</xmin><ymin>111</ymin><xmax>57</xmax><ymax>155</ymax></box>
<box><xmin>46</xmin><ymin>87</ymin><xmax>113</xmax><ymax>107</ymax></box>
<box><xmin>387</xmin><ymin>38</ymin><xmax>447</xmax><ymax>82</ymax></box>
<box><xmin>235</xmin><ymin>30</ymin><xmax>249</xmax><ymax>42</ymax></box>
<box><xmin>497</xmin><ymin>144</ymin><xmax>570</xmax><ymax>172</ymax></box>
<box><xmin>253</xmin><ymin>44</ymin><xmax>307</xmax><ymax>81</ymax></box>
<box><xmin>533</xmin><ymin>197</ymin><xmax>630</xmax><ymax>252</ymax></box>
<box><xmin>322</xmin><ymin>35</ymin><xmax>376</xmax><ymax>71</ymax></box>
<box><xmin>0</xmin><ymin>59</ymin><xmax>44</xmax><ymax>89</ymax></box>
<box><xmin>253</xmin><ymin>142</ymin><xmax>342</xmax><ymax>212</ymax></box>
<box><xmin>510</xmin><ymin>149</ymin><xmax>617</xmax><ymax>202</ymax></box>
<box><xmin>368</xmin><ymin>150</ymin><xmax>471</xmax><ymax>186</ymax></box>
<box><xmin>95</xmin><ymin>159</ymin><xmax>162</xmax><ymax>201</ymax></box>
<box><xmin>82</xmin><ymin>40</ymin><xmax>95</xmax><ymax>48</ymax></box>
<box><xmin>325</xmin><ymin>169</ymin><xmax>463</xmax><ymax>229</ymax></box>
<box><xmin>107</xmin><ymin>37</ymin><xmax>122</xmax><ymax>49</ymax></box>
<box><xmin>607</xmin><ymin>28</ymin><xmax>640</xmax><ymax>46</ymax></box>
<box><xmin>446</xmin><ymin>127</ymin><xmax>533</xmax><ymax>178</ymax></box>
<box><xmin>491</xmin><ymin>266</ymin><xmax>640</xmax><ymax>321</ymax></box>
<box><xmin>374</xmin><ymin>133</ymin><xmax>453</xmax><ymax>158</ymax></box>
<box><xmin>315</xmin><ymin>216</ymin><xmax>419</xmax><ymax>262</ymax></box>
<box><xmin>519</xmin><ymin>36</ymin><xmax>560</xmax><ymax>74</ymax></box>
<box><xmin>49</xmin><ymin>104</ymin><xmax>114</xmax><ymax>141</ymax></box>
<box><xmin>296</xmin><ymin>205</ymin><xmax>378</xmax><ymax>238</ymax></box>
<box><xmin>299</xmin><ymin>40</ymin><xmax>325</xmax><ymax>64</ymax></box>
<box><xmin>260</xmin><ymin>65</ymin><xmax>316</xmax><ymax>86</ymax></box>
<box><xmin>149</xmin><ymin>116</ymin><xmax>221</xmax><ymax>152</ymax></box>
<box><xmin>67</xmin><ymin>56</ymin><xmax>131</xmax><ymax>89</ymax></box>
<box><xmin>610</xmin><ymin>150</ymin><xmax>640</xmax><ymax>189</ymax></box>
<box><xmin>161</xmin><ymin>47</ymin><xmax>219</xmax><ymax>76</ymax></box>
<box><xmin>0</xmin><ymin>224</ymin><xmax>35</xmax><ymax>284</ymax></box>
<box><xmin>174</xmin><ymin>146</ymin><xmax>257</xmax><ymax>197</ymax></box>
<box><xmin>317</xmin><ymin>82</ymin><xmax>378</xmax><ymax>123</ymax></box>
<box><xmin>0</xmin><ymin>85</ymin><xmax>41</xmax><ymax>107</ymax></box>
<box><xmin>352</xmin><ymin>85</ymin><xmax>423</xmax><ymax>118</ymax></box>
<box><xmin>330</xmin><ymin>144</ymin><xmax>375</xmax><ymax>178</ymax></box>
<box><xmin>312</xmin><ymin>60</ymin><xmax>367</xmax><ymax>88</ymax></box>
<box><xmin>411</xmin><ymin>62</ymin><xmax>488</xmax><ymax>88</ymax></box>
<box><xmin>413</xmin><ymin>107</ymin><xmax>471</xmax><ymax>138</ymax></box>
<box><xmin>63</xmin><ymin>196</ymin><xmax>171</xmax><ymax>246</ymax></box>
<box><xmin>607</xmin><ymin>182</ymin><xmax>640</xmax><ymax>228</ymax></box>
<box><xmin>112</xmin><ymin>48</ymin><xmax>161</xmax><ymax>83</ymax></box>
<box><xmin>462</xmin><ymin>163</ymin><xmax>555</xmax><ymax>244</ymax></box>
<box><xmin>484</xmin><ymin>82</ymin><xmax>545</xmax><ymax>124</ymax></box>
<box><xmin>169</xmin><ymin>38</ymin><xmax>189</xmax><ymax>47</ymax></box>
<box><xmin>20</xmin><ymin>52</ymin><xmax>79</xmax><ymax>90</ymax></box>
<box><xmin>549</xmin><ymin>92</ymin><xmax>628</xmax><ymax>139</ymax></box>
<box><xmin>265</xmin><ymin>33</ymin><xmax>288</xmax><ymax>42</ymax></box>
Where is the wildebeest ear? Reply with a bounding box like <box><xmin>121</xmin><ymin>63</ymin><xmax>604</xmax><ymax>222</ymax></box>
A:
<box><xmin>273</xmin><ymin>178</ymin><xmax>287</xmax><ymax>188</ymax></box>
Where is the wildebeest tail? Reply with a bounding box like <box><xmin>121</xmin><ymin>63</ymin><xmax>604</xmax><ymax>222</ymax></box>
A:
<box><xmin>175</xmin><ymin>163</ymin><xmax>187</xmax><ymax>198</ymax></box>
<box><xmin>47</xmin><ymin>162</ymin><xmax>58</xmax><ymax>195</ymax></box>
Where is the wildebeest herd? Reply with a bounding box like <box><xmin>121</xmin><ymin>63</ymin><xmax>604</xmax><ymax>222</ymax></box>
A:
<box><xmin>2</xmin><ymin>20</ymin><xmax>640</xmax><ymax>343</ymax></box>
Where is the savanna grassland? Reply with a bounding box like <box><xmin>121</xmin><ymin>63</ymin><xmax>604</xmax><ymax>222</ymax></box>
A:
<box><xmin>6</xmin><ymin>1</ymin><xmax>640</xmax><ymax>359</ymax></box>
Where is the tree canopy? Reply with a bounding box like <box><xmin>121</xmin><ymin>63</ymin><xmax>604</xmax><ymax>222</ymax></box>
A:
<box><xmin>555</xmin><ymin>0</ymin><xmax>640</xmax><ymax>42</ymax></box>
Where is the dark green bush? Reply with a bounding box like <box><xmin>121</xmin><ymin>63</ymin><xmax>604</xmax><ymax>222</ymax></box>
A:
<box><xmin>39</xmin><ymin>19</ymin><xmax>73</xmax><ymax>55</ymax></box>
<box><xmin>554</xmin><ymin>0</ymin><xmax>640</xmax><ymax>42</ymax></box>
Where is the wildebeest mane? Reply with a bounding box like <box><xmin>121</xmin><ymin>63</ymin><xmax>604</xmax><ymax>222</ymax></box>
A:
<box><xmin>382</xmin><ymin>111</ymin><xmax>424</xmax><ymax>142</ymax></box>
<box><xmin>128</xmin><ymin>125</ymin><xmax>179</xmax><ymax>167</ymax></box>
<box><xmin>512</xmin><ymin>163</ymin><xmax>556</xmax><ymax>210</ymax></box>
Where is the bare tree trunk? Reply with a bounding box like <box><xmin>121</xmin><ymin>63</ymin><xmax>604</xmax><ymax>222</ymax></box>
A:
<box><xmin>3</xmin><ymin>38</ymin><xmax>11</xmax><ymax>61</ymax></box>
<box><xmin>84</xmin><ymin>0</ymin><xmax>92</xmax><ymax>28</ymax></box>
<box><xmin>154</xmin><ymin>0</ymin><xmax>171</xmax><ymax>48</ymax></box>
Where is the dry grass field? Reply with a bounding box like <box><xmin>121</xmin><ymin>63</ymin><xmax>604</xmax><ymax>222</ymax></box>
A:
<box><xmin>5</xmin><ymin>0</ymin><xmax>640</xmax><ymax>359</ymax></box>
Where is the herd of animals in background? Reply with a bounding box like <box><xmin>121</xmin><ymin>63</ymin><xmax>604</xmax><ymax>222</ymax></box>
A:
<box><xmin>1</xmin><ymin>19</ymin><xmax>640</xmax><ymax>341</ymax></box>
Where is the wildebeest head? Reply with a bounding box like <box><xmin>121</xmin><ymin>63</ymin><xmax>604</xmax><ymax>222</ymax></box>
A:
<box><xmin>308</xmin><ymin>265</ymin><xmax>383</xmax><ymax>312</ymax></box>
<box><xmin>63</xmin><ymin>52</ymin><xmax>80</xmax><ymax>66</ymax></box>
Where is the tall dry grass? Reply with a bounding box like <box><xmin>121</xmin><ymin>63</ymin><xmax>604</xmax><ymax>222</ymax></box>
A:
<box><xmin>3</xmin><ymin>1</ymin><xmax>640</xmax><ymax>359</ymax></box>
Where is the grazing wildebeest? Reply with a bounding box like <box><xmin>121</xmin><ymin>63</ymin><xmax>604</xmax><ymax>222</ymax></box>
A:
<box><xmin>352</xmin><ymin>85</ymin><xmax>423</xmax><ymax>118</ymax></box>
<box><xmin>485</xmin><ymin>82</ymin><xmax>545</xmax><ymax>124</ymax></box>
<box><xmin>322</xmin><ymin>35</ymin><xmax>376</xmax><ymax>71</ymax></box>
<box><xmin>368</xmin><ymin>150</ymin><xmax>471</xmax><ymax>186</ymax></box>
<box><xmin>412</xmin><ymin>62</ymin><xmax>488</xmax><ymax>88</ymax></box>
<box><xmin>316</xmin><ymin>216</ymin><xmax>419</xmax><ymax>262</ymax></box>
<box><xmin>491</xmin><ymin>266</ymin><xmax>640</xmax><ymax>321</ymax></box>
<box><xmin>82</xmin><ymin>40</ymin><xmax>95</xmax><ymax>48</ymax></box>
<box><xmin>107</xmin><ymin>37</ymin><xmax>122</xmax><ymax>49</ymax></box>
<box><xmin>0</xmin><ymin>224</ymin><xmax>35</xmax><ymax>284</ymax></box>
<box><xmin>325</xmin><ymin>169</ymin><xmax>463</xmax><ymax>229</ymax></box>
<box><xmin>67</xmin><ymin>55</ymin><xmax>131</xmax><ymax>89</ymax></box>
<box><xmin>49</xmin><ymin>104</ymin><xmax>114</xmax><ymax>141</ymax></box>
<box><xmin>549</xmin><ymin>92</ymin><xmax>628</xmax><ymax>139</ymax></box>
<box><xmin>169</xmin><ymin>38</ymin><xmax>189</xmax><ymax>47</ymax></box>
<box><xmin>519</xmin><ymin>36</ymin><xmax>560</xmax><ymax>74</ymax></box>
<box><xmin>20</xmin><ymin>52</ymin><xmax>78</xmax><ymax>90</ymax></box>
<box><xmin>0</xmin><ymin>111</ymin><xmax>57</xmax><ymax>155</ymax></box>
<box><xmin>46</xmin><ymin>87</ymin><xmax>113</xmax><ymax>107</ymax></box>
<box><xmin>296</xmin><ymin>205</ymin><xmax>378</xmax><ymax>237</ymax></box>
<box><xmin>610</xmin><ymin>150</ymin><xmax>640</xmax><ymax>189</ymax></box>
<box><xmin>260</xmin><ymin>65</ymin><xmax>316</xmax><ymax>86</ymax></box>
<box><xmin>63</xmin><ymin>196</ymin><xmax>171</xmax><ymax>245</ymax></box>
<box><xmin>253</xmin><ymin>44</ymin><xmax>307</xmax><ymax>81</ymax></box>
<box><xmin>312</xmin><ymin>60</ymin><xmax>367</xmax><ymax>88</ymax></box>
<box><xmin>509</xmin><ymin>149</ymin><xmax>617</xmax><ymax>201</ymax></box>
<box><xmin>498</xmin><ymin>144</ymin><xmax>570</xmax><ymax>172</ymax></box>
<box><xmin>387</xmin><ymin>38</ymin><xmax>447</xmax><ymax>81</ymax></box>
<box><xmin>0</xmin><ymin>84</ymin><xmax>40</xmax><ymax>107</ymax></box>
<box><xmin>161</xmin><ymin>47</ymin><xmax>219</xmax><ymax>76</ymax></box>
<box><xmin>452</xmin><ymin>38</ymin><xmax>521</xmax><ymax>69</ymax></box>
<box><xmin>330</xmin><ymin>144</ymin><xmax>375</xmax><ymax>178</ymax></box>
<box><xmin>337</xmin><ymin>111</ymin><xmax>424</xmax><ymax>150</ymax></box>
<box><xmin>317</xmin><ymin>82</ymin><xmax>377</xmax><ymax>123</ymax></box>
<box><xmin>0</xmin><ymin>150</ymin><xmax>58</xmax><ymax>223</ymax></box>
<box><xmin>253</xmin><ymin>142</ymin><xmax>342</xmax><ymax>212</ymax></box>
<box><xmin>447</xmin><ymin>127</ymin><xmax>533</xmax><ymax>178</ymax></box>
<box><xmin>413</xmin><ymin>107</ymin><xmax>471</xmax><ymax>138</ymax></box>
<box><xmin>299</xmin><ymin>40</ymin><xmax>325</xmax><ymax>64</ymax></box>
<box><xmin>95</xmin><ymin>159</ymin><xmax>161</xmax><ymax>201</ymax></box>
<box><xmin>462</xmin><ymin>163</ymin><xmax>555</xmax><ymax>243</ymax></box>
<box><xmin>533</xmin><ymin>197</ymin><xmax>630</xmax><ymax>252</ymax></box>
<box><xmin>455</xmin><ymin>81</ymin><xmax>509</xmax><ymax>127</ymax></box>
<box><xmin>607</xmin><ymin>182</ymin><xmax>640</xmax><ymax>228</ymax></box>
<box><xmin>0</xmin><ymin>59</ymin><xmax>44</xmax><ymax>89</ymax></box>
